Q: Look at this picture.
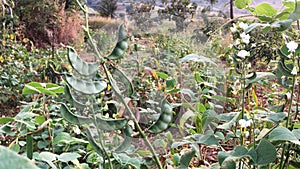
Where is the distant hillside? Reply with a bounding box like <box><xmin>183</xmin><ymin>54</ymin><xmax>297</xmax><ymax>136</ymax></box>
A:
<box><xmin>87</xmin><ymin>0</ymin><xmax>283</xmax><ymax>15</ymax></box>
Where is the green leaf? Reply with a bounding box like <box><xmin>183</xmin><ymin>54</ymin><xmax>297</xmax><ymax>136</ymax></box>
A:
<box><xmin>255</xmin><ymin>139</ymin><xmax>276</xmax><ymax>165</ymax></box>
<box><xmin>246</xmin><ymin>72</ymin><xmax>276</xmax><ymax>84</ymax></box>
<box><xmin>0</xmin><ymin>117</ymin><xmax>14</xmax><ymax>124</ymax></box>
<box><xmin>179</xmin><ymin>149</ymin><xmax>196</xmax><ymax>169</ymax></box>
<box><xmin>193</xmin><ymin>133</ymin><xmax>219</xmax><ymax>146</ymax></box>
<box><xmin>166</xmin><ymin>79</ymin><xmax>176</xmax><ymax>90</ymax></box>
<box><xmin>38</xmin><ymin>152</ymin><xmax>58</xmax><ymax>169</ymax></box>
<box><xmin>58</xmin><ymin>152</ymin><xmax>81</xmax><ymax>163</ymax></box>
<box><xmin>254</xmin><ymin>3</ymin><xmax>278</xmax><ymax>17</ymax></box>
<box><xmin>217</xmin><ymin>112</ymin><xmax>241</xmax><ymax>130</ymax></box>
<box><xmin>180</xmin><ymin>54</ymin><xmax>216</xmax><ymax>65</ymax></box>
<box><xmin>271</xmin><ymin>19</ymin><xmax>293</xmax><ymax>31</ymax></box>
<box><xmin>68</xmin><ymin>47</ymin><xmax>99</xmax><ymax>76</ymax></box>
<box><xmin>22</xmin><ymin>82</ymin><xmax>63</xmax><ymax>96</ymax></box>
<box><xmin>245</xmin><ymin>23</ymin><xmax>269</xmax><ymax>33</ymax></box>
<box><xmin>0</xmin><ymin>146</ymin><xmax>39</xmax><ymax>169</ymax></box>
<box><xmin>113</xmin><ymin>153</ymin><xmax>140</xmax><ymax>169</ymax></box>
<box><xmin>155</xmin><ymin>71</ymin><xmax>169</xmax><ymax>79</ymax></box>
<box><xmin>65</xmin><ymin>74</ymin><xmax>107</xmax><ymax>95</ymax></box>
<box><xmin>234</xmin><ymin>0</ymin><xmax>252</xmax><ymax>9</ymax></box>
<box><xmin>268</xmin><ymin>126</ymin><xmax>298</xmax><ymax>141</ymax></box>
<box><xmin>35</xmin><ymin>116</ymin><xmax>46</xmax><ymax>125</ymax></box>
<box><xmin>292</xmin><ymin>129</ymin><xmax>300</xmax><ymax>139</ymax></box>
<box><xmin>53</xmin><ymin>132</ymin><xmax>88</xmax><ymax>145</ymax></box>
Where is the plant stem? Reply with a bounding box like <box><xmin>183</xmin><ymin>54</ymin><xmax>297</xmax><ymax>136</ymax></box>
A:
<box><xmin>286</xmin><ymin>76</ymin><xmax>296</xmax><ymax>128</ymax></box>
<box><xmin>74</xmin><ymin>1</ymin><xmax>163</xmax><ymax>168</ymax></box>
<box><xmin>90</xmin><ymin>98</ymin><xmax>113</xmax><ymax>169</ymax></box>
<box><xmin>103</xmin><ymin>64</ymin><xmax>163</xmax><ymax>169</ymax></box>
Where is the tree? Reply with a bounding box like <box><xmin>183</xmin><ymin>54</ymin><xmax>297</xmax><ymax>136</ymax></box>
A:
<box><xmin>15</xmin><ymin>0</ymin><xmax>83</xmax><ymax>48</ymax></box>
<box><xmin>98</xmin><ymin>0</ymin><xmax>117</xmax><ymax>18</ymax></box>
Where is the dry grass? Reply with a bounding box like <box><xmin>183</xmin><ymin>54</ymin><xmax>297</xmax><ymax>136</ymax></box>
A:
<box><xmin>88</xmin><ymin>16</ymin><xmax>120</xmax><ymax>30</ymax></box>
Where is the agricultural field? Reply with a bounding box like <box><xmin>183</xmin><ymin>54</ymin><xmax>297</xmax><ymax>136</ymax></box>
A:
<box><xmin>0</xmin><ymin>0</ymin><xmax>300</xmax><ymax>169</ymax></box>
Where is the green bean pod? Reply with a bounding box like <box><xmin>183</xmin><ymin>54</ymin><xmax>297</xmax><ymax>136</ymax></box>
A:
<box><xmin>68</xmin><ymin>47</ymin><xmax>99</xmax><ymax>76</ymax></box>
<box><xmin>64</xmin><ymin>85</ymin><xmax>86</xmax><ymax>109</ymax></box>
<box><xmin>148</xmin><ymin>98</ymin><xmax>173</xmax><ymax>134</ymax></box>
<box><xmin>95</xmin><ymin>116</ymin><xmax>127</xmax><ymax>131</ymax></box>
<box><xmin>115</xmin><ymin>125</ymin><xmax>133</xmax><ymax>152</ymax></box>
<box><xmin>108</xmin><ymin>24</ymin><xmax>129</xmax><ymax>60</ymax></box>
<box><xmin>277</xmin><ymin>59</ymin><xmax>298</xmax><ymax>76</ymax></box>
<box><xmin>60</xmin><ymin>103</ymin><xmax>92</xmax><ymax>125</ymax></box>
<box><xmin>65</xmin><ymin>74</ymin><xmax>107</xmax><ymax>95</ymax></box>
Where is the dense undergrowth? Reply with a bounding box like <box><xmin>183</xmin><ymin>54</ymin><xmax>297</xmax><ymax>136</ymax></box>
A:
<box><xmin>0</xmin><ymin>0</ymin><xmax>300</xmax><ymax>169</ymax></box>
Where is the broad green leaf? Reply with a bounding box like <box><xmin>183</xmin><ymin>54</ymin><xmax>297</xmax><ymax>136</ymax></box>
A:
<box><xmin>231</xmin><ymin>146</ymin><xmax>248</xmax><ymax>157</ymax></box>
<box><xmin>155</xmin><ymin>71</ymin><xmax>169</xmax><ymax>79</ymax></box>
<box><xmin>195</xmin><ymin>103</ymin><xmax>206</xmax><ymax>113</ymax></box>
<box><xmin>254</xmin><ymin>3</ymin><xmax>278</xmax><ymax>17</ymax></box>
<box><xmin>179</xmin><ymin>149</ymin><xmax>196</xmax><ymax>169</ymax></box>
<box><xmin>68</xmin><ymin>47</ymin><xmax>99</xmax><ymax>76</ymax></box>
<box><xmin>65</xmin><ymin>74</ymin><xmax>107</xmax><ymax>95</ymax></box>
<box><xmin>58</xmin><ymin>152</ymin><xmax>81</xmax><ymax>163</ymax></box>
<box><xmin>171</xmin><ymin>141</ymin><xmax>192</xmax><ymax>149</ymax></box>
<box><xmin>268</xmin><ymin>126</ymin><xmax>298</xmax><ymax>141</ymax></box>
<box><xmin>255</xmin><ymin>139</ymin><xmax>276</xmax><ymax>165</ymax></box>
<box><xmin>53</xmin><ymin>132</ymin><xmax>88</xmax><ymax>145</ymax></box>
<box><xmin>0</xmin><ymin>145</ymin><xmax>39</xmax><ymax>169</ymax></box>
<box><xmin>22</xmin><ymin>82</ymin><xmax>63</xmax><ymax>96</ymax></box>
<box><xmin>217</xmin><ymin>112</ymin><xmax>241</xmax><ymax>130</ymax></box>
<box><xmin>166</xmin><ymin>79</ymin><xmax>176</xmax><ymax>90</ymax></box>
<box><xmin>292</xmin><ymin>129</ymin><xmax>300</xmax><ymax>139</ymax></box>
<box><xmin>38</xmin><ymin>152</ymin><xmax>58</xmax><ymax>169</ymax></box>
<box><xmin>180</xmin><ymin>54</ymin><xmax>216</xmax><ymax>65</ymax></box>
<box><xmin>271</xmin><ymin>19</ymin><xmax>293</xmax><ymax>31</ymax></box>
<box><xmin>193</xmin><ymin>133</ymin><xmax>219</xmax><ymax>146</ymax></box>
<box><xmin>234</xmin><ymin>0</ymin><xmax>252</xmax><ymax>9</ymax></box>
<box><xmin>0</xmin><ymin>117</ymin><xmax>14</xmax><ymax>124</ymax></box>
<box><xmin>35</xmin><ymin>116</ymin><xmax>46</xmax><ymax>125</ymax></box>
<box><xmin>258</xmin><ymin>111</ymin><xmax>286</xmax><ymax>124</ymax></box>
<box><xmin>179</xmin><ymin>110</ymin><xmax>196</xmax><ymax>130</ymax></box>
<box><xmin>113</xmin><ymin>153</ymin><xmax>140</xmax><ymax>169</ymax></box>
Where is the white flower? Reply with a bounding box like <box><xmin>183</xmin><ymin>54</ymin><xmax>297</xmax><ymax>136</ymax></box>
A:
<box><xmin>235</xmin><ymin>39</ymin><xmax>241</xmax><ymax>45</ymax></box>
<box><xmin>239</xmin><ymin>22</ymin><xmax>249</xmax><ymax>30</ymax></box>
<box><xmin>286</xmin><ymin>41</ymin><xmax>298</xmax><ymax>53</ymax></box>
<box><xmin>239</xmin><ymin>119</ymin><xmax>252</xmax><ymax>128</ymax></box>
<box><xmin>291</xmin><ymin>66</ymin><xmax>298</xmax><ymax>75</ymax></box>
<box><xmin>73</xmin><ymin>126</ymin><xmax>81</xmax><ymax>134</ymax></box>
<box><xmin>230</xmin><ymin>23</ymin><xmax>237</xmax><ymax>32</ymax></box>
<box><xmin>240</xmin><ymin>32</ymin><xmax>250</xmax><ymax>44</ymax></box>
<box><xmin>237</xmin><ymin>50</ymin><xmax>250</xmax><ymax>59</ymax></box>
<box><xmin>229</xmin><ymin>44</ymin><xmax>233</xmax><ymax>48</ymax></box>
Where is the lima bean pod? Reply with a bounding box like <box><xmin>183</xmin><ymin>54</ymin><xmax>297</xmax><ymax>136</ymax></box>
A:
<box><xmin>109</xmin><ymin>65</ymin><xmax>134</xmax><ymax>96</ymax></box>
<box><xmin>108</xmin><ymin>24</ymin><xmax>129</xmax><ymax>60</ymax></box>
<box><xmin>148</xmin><ymin>98</ymin><xmax>174</xmax><ymax>134</ymax></box>
<box><xmin>68</xmin><ymin>47</ymin><xmax>99</xmax><ymax>76</ymax></box>
<box><xmin>60</xmin><ymin>103</ymin><xmax>92</xmax><ymax>125</ymax></box>
<box><xmin>115</xmin><ymin>125</ymin><xmax>134</xmax><ymax>152</ymax></box>
<box><xmin>277</xmin><ymin>59</ymin><xmax>299</xmax><ymax>76</ymax></box>
<box><xmin>65</xmin><ymin>74</ymin><xmax>107</xmax><ymax>95</ymax></box>
<box><xmin>95</xmin><ymin>116</ymin><xmax>127</xmax><ymax>131</ymax></box>
<box><xmin>64</xmin><ymin>85</ymin><xmax>86</xmax><ymax>109</ymax></box>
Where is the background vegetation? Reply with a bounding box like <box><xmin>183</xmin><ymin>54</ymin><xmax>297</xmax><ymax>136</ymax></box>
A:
<box><xmin>0</xmin><ymin>0</ymin><xmax>299</xmax><ymax>169</ymax></box>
